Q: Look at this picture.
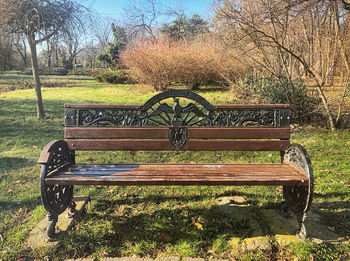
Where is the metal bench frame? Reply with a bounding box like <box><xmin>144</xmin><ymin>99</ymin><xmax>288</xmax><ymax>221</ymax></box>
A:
<box><xmin>38</xmin><ymin>90</ymin><xmax>313</xmax><ymax>241</ymax></box>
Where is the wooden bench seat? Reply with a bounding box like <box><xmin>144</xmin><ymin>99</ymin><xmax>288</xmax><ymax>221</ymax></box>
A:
<box><xmin>46</xmin><ymin>163</ymin><xmax>308</xmax><ymax>186</ymax></box>
<box><xmin>38</xmin><ymin>90</ymin><xmax>313</xmax><ymax>242</ymax></box>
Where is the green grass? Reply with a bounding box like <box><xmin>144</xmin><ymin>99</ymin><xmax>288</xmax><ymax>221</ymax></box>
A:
<box><xmin>0</xmin><ymin>74</ymin><xmax>349</xmax><ymax>260</ymax></box>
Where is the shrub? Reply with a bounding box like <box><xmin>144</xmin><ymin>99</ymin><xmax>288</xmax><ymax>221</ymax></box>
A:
<box><xmin>94</xmin><ymin>69</ymin><xmax>133</xmax><ymax>84</ymax></box>
<box><xmin>68</xmin><ymin>68</ymin><xmax>91</xmax><ymax>76</ymax></box>
<box><xmin>237</xmin><ymin>75</ymin><xmax>321</xmax><ymax>123</ymax></box>
<box><xmin>121</xmin><ymin>38</ymin><xmax>247</xmax><ymax>91</ymax></box>
<box><xmin>90</xmin><ymin>68</ymin><xmax>105</xmax><ymax>77</ymax></box>
<box><xmin>18</xmin><ymin>67</ymin><xmax>68</xmax><ymax>76</ymax></box>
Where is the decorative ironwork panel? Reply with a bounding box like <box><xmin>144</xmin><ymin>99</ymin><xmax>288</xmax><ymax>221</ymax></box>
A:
<box><xmin>211</xmin><ymin>109</ymin><xmax>280</xmax><ymax>127</ymax></box>
<box><xmin>77</xmin><ymin>109</ymin><xmax>143</xmax><ymax>126</ymax></box>
<box><xmin>65</xmin><ymin>90</ymin><xmax>290</xmax><ymax>127</ymax></box>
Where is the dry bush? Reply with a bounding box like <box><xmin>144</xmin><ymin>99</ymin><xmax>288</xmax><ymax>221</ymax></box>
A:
<box><xmin>121</xmin><ymin>37</ymin><xmax>247</xmax><ymax>91</ymax></box>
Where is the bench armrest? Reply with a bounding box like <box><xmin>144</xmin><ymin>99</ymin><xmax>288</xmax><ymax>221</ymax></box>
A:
<box><xmin>38</xmin><ymin>140</ymin><xmax>75</xmax><ymax>167</ymax></box>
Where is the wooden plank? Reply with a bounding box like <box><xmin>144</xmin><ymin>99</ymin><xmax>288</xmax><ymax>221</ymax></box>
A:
<box><xmin>65</xmin><ymin>127</ymin><xmax>290</xmax><ymax>140</ymax></box>
<box><xmin>189</xmin><ymin>128</ymin><xmax>290</xmax><ymax>139</ymax></box>
<box><xmin>65</xmin><ymin>139</ymin><xmax>290</xmax><ymax>151</ymax></box>
<box><xmin>64</xmin><ymin>104</ymin><xmax>140</xmax><ymax>109</ymax></box>
<box><xmin>46</xmin><ymin>178</ymin><xmax>307</xmax><ymax>186</ymax></box>
<box><xmin>45</xmin><ymin>163</ymin><xmax>307</xmax><ymax>186</ymax></box>
<box><xmin>65</xmin><ymin>127</ymin><xmax>168</xmax><ymax>139</ymax></box>
<box><xmin>64</xmin><ymin>104</ymin><xmax>290</xmax><ymax>110</ymax></box>
<box><xmin>215</xmin><ymin>104</ymin><xmax>290</xmax><ymax>109</ymax></box>
<box><xmin>59</xmin><ymin>165</ymin><xmax>304</xmax><ymax>177</ymax></box>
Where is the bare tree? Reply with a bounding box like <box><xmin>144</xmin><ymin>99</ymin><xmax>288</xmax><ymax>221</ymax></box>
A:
<box><xmin>0</xmin><ymin>28</ymin><xmax>15</xmax><ymax>70</ymax></box>
<box><xmin>92</xmin><ymin>16</ymin><xmax>116</xmax><ymax>50</ymax></box>
<box><xmin>213</xmin><ymin>0</ymin><xmax>350</xmax><ymax>131</ymax></box>
<box><xmin>78</xmin><ymin>40</ymin><xmax>99</xmax><ymax>68</ymax></box>
<box><xmin>0</xmin><ymin>0</ymin><xmax>87</xmax><ymax>119</ymax></box>
<box><xmin>58</xmin><ymin>25</ymin><xmax>86</xmax><ymax>69</ymax></box>
<box><xmin>13</xmin><ymin>34</ymin><xmax>28</xmax><ymax>69</ymax></box>
<box><xmin>122</xmin><ymin>0</ymin><xmax>160</xmax><ymax>41</ymax></box>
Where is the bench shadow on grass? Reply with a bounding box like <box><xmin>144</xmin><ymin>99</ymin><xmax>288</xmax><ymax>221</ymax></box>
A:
<box><xmin>58</xmin><ymin>189</ymin><xmax>350</xmax><ymax>258</ymax></box>
<box><xmin>64</xmin><ymin>199</ymin><xmax>257</xmax><ymax>256</ymax></box>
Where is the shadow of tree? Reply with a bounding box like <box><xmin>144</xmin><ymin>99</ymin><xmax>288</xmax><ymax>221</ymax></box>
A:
<box><xmin>0</xmin><ymin>157</ymin><xmax>34</xmax><ymax>172</ymax></box>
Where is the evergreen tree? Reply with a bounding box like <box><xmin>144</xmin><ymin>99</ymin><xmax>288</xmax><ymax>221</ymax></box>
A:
<box><xmin>160</xmin><ymin>14</ymin><xmax>209</xmax><ymax>40</ymax></box>
<box><xmin>97</xmin><ymin>24</ymin><xmax>126</xmax><ymax>67</ymax></box>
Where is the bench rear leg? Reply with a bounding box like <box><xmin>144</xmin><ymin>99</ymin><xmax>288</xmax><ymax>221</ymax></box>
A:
<box><xmin>283</xmin><ymin>144</ymin><xmax>314</xmax><ymax>239</ymax></box>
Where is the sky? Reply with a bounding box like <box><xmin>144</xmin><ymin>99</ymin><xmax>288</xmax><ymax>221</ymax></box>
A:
<box><xmin>89</xmin><ymin>0</ymin><xmax>213</xmax><ymax>22</ymax></box>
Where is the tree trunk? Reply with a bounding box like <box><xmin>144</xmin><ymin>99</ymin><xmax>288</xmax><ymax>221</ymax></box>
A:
<box><xmin>315</xmin><ymin>84</ymin><xmax>335</xmax><ymax>131</ymax></box>
<box><xmin>28</xmin><ymin>38</ymin><xmax>45</xmax><ymax>119</ymax></box>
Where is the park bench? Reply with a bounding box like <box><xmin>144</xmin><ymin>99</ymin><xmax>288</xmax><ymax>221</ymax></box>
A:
<box><xmin>38</xmin><ymin>90</ymin><xmax>313</xmax><ymax>241</ymax></box>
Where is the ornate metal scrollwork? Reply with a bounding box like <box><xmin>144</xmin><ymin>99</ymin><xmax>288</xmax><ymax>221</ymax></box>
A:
<box><xmin>283</xmin><ymin>144</ymin><xmax>314</xmax><ymax>239</ymax></box>
<box><xmin>69</xmin><ymin>90</ymin><xmax>286</xmax><ymax>128</ymax></box>
<box><xmin>211</xmin><ymin>109</ymin><xmax>278</xmax><ymax>127</ymax></box>
<box><xmin>40</xmin><ymin>140</ymin><xmax>75</xmax><ymax>241</ymax></box>
<box><xmin>78</xmin><ymin>109</ymin><xmax>143</xmax><ymax>126</ymax></box>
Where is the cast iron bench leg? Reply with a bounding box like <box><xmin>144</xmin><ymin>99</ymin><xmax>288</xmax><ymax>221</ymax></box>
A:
<box><xmin>283</xmin><ymin>144</ymin><xmax>314</xmax><ymax>239</ymax></box>
<box><xmin>39</xmin><ymin>140</ymin><xmax>75</xmax><ymax>241</ymax></box>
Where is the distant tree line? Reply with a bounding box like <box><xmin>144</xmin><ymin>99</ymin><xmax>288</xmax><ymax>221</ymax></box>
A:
<box><xmin>0</xmin><ymin>0</ymin><xmax>349</xmax><ymax>130</ymax></box>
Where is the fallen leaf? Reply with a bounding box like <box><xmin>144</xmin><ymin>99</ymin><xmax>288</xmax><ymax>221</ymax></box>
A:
<box><xmin>194</xmin><ymin>222</ymin><xmax>203</xmax><ymax>230</ymax></box>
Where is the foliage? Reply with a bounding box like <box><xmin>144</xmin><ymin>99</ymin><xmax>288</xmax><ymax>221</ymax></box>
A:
<box><xmin>213</xmin><ymin>0</ymin><xmax>350</xmax><ymax>131</ymax></box>
<box><xmin>96</xmin><ymin>24</ymin><xmax>127</xmax><ymax>67</ymax></box>
<box><xmin>237</xmin><ymin>75</ymin><xmax>321</xmax><ymax>123</ymax></box>
<box><xmin>94</xmin><ymin>69</ymin><xmax>133</xmax><ymax>84</ymax></box>
<box><xmin>18</xmin><ymin>67</ymin><xmax>68</xmax><ymax>76</ymax></box>
<box><xmin>0</xmin><ymin>0</ymin><xmax>90</xmax><ymax>119</ymax></box>
<box><xmin>159</xmin><ymin>14</ymin><xmax>209</xmax><ymax>40</ymax></box>
<box><xmin>121</xmin><ymin>38</ymin><xmax>247</xmax><ymax>91</ymax></box>
<box><xmin>68</xmin><ymin>68</ymin><xmax>93</xmax><ymax>76</ymax></box>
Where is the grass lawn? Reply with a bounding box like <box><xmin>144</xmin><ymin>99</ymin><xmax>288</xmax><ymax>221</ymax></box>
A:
<box><xmin>0</xmin><ymin>74</ymin><xmax>349</xmax><ymax>260</ymax></box>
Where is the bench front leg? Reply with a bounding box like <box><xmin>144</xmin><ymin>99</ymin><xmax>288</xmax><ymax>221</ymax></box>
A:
<box><xmin>283</xmin><ymin>143</ymin><xmax>314</xmax><ymax>239</ymax></box>
<box><xmin>38</xmin><ymin>140</ymin><xmax>75</xmax><ymax>241</ymax></box>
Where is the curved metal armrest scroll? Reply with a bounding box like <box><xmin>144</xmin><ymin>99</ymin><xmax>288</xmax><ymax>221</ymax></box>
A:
<box><xmin>38</xmin><ymin>140</ymin><xmax>74</xmax><ymax>169</ymax></box>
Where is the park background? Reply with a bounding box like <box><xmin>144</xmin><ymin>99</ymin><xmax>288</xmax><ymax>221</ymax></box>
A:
<box><xmin>0</xmin><ymin>0</ymin><xmax>349</xmax><ymax>260</ymax></box>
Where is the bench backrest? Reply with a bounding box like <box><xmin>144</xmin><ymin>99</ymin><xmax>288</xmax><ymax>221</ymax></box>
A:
<box><xmin>64</xmin><ymin>90</ymin><xmax>290</xmax><ymax>152</ymax></box>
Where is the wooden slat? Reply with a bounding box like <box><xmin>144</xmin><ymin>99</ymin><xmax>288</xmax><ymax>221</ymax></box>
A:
<box><xmin>66</xmin><ymin>139</ymin><xmax>289</xmax><ymax>151</ymax></box>
<box><xmin>65</xmin><ymin>127</ymin><xmax>290</xmax><ymax>140</ymax></box>
<box><xmin>215</xmin><ymin>104</ymin><xmax>290</xmax><ymax>109</ymax></box>
<box><xmin>65</xmin><ymin>127</ymin><xmax>168</xmax><ymax>139</ymax></box>
<box><xmin>64</xmin><ymin>104</ymin><xmax>140</xmax><ymax>109</ymax></box>
<box><xmin>191</xmin><ymin>128</ymin><xmax>289</xmax><ymax>139</ymax></box>
<box><xmin>64</xmin><ymin>104</ymin><xmax>290</xmax><ymax>110</ymax></box>
<box><xmin>45</xmin><ymin>163</ymin><xmax>308</xmax><ymax>186</ymax></box>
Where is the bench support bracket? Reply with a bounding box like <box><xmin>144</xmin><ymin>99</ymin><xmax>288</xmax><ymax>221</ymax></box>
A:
<box><xmin>283</xmin><ymin>143</ymin><xmax>314</xmax><ymax>239</ymax></box>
